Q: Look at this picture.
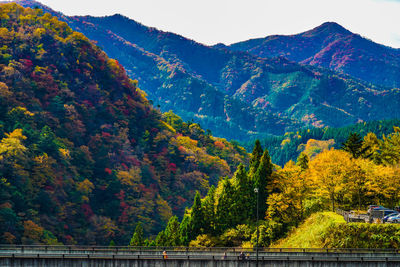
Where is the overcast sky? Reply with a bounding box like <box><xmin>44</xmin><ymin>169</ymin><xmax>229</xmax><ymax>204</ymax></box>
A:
<box><xmin>29</xmin><ymin>0</ymin><xmax>400</xmax><ymax>48</ymax></box>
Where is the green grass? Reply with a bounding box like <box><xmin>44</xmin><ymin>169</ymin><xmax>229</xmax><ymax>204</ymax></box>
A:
<box><xmin>271</xmin><ymin>212</ymin><xmax>345</xmax><ymax>248</ymax></box>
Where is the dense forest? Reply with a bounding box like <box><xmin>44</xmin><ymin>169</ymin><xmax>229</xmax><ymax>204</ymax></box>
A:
<box><xmin>147</xmin><ymin>127</ymin><xmax>400</xmax><ymax>248</ymax></box>
<box><xmin>0</xmin><ymin>3</ymin><xmax>248</xmax><ymax>245</ymax></box>
<box><xmin>242</xmin><ymin>119</ymin><xmax>400</xmax><ymax>166</ymax></box>
<box><xmin>1</xmin><ymin>2</ymin><xmax>400</xmax><ymax>250</ymax></box>
<box><xmin>11</xmin><ymin>0</ymin><xmax>400</xmax><ymax>141</ymax></box>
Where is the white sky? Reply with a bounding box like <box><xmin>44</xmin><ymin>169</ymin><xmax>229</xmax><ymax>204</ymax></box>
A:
<box><xmin>27</xmin><ymin>0</ymin><xmax>400</xmax><ymax>48</ymax></box>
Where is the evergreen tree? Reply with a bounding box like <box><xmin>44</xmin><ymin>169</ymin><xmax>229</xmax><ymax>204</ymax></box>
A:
<box><xmin>190</xmin><ymin>191</ymin><xmax>204</xmax><ymax>240</ymax></box>
<box><xmin>232</xmin><ymin>164</ymin><xmax>253</xmax><ymax>223</ymax></box>
<box><xmin>296</xmin><ymin>152</ymin><xmax>309</xmax><ymax>171</ymax></box>
<box><xmin>163</xmin><ymin>216</ymin><xmax>181</xmax><ymax>246</ymax></box>
<box><xmin>155</xmin><ymin>230</ymin><xmax>167</xmax><ymax>246</ymax></box>
<box><xmin>249</xmin><ymin>140</ymin><xmax>263</xmax><ymax>175</ymax></box>
<box><xmin>253</xmin><ymin>149</ymin><xmax>273</xmax><ymax>217</ymax></box>
<box><xmin>202</xmin><ymin>185</ymin><xmax>216</xmax><ymax>234</ymax></box>
<box><xmin>179</xmin><ymin>215</ymin><xmax>191</xmax><ymax>246</ymax></box>
<box><xmin>215</xmin><ymin>178</ymin><xmax>236</xmax><ymax>233</ymax></box>
<box><xmin>129</xmin><ymin>222</ymin><xmax>144</xmax><ymax>246</ymax></box>
<box><xmin>342</xmin><ymin>133</ymin><xmax>370</xmax><ymax>158</ymax></box>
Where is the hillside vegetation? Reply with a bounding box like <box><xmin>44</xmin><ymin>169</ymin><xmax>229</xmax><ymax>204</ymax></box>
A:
<box><xmin>242</xmin><ymin>119</ymin><xmax>400</xmax><ymax>166</ymax></box>
<box><xmin>271</xmin><ymin>212</ymin><xmax>345</xmax><ymax>248</ymax></box>
<box><xmin>0</xmin><ymin>3</ymin><xmax>248</xmax><ymax>245</ymax></box>
<box><xmin>13</xmin><ymin>0</ymin><xmax>400</xmax><ymax>141</ymax></box>
<box><xmin>273</xmin><ymin>212</ymin><xmax>400</xmax><ymax>249</ymax></box>
<box><xmin>147</xmin><ymin>127</ymin><xmax>400</xmax><ymax>248</ymax></box>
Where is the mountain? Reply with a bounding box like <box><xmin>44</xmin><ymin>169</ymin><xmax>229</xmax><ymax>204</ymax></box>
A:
<box><xmin>0</xmin><ymin>3</ymin><xmax>248</xmax><ymax>245</ymax></box>
<box><xmin>11</xmin><ymin>1</ymin><xmax>400</xmax><ymax>142</ymax></box>
<box><xmin>229</xmin><ymin>22</ymin><xmax>400</xmax><ymax>89</ymax></box>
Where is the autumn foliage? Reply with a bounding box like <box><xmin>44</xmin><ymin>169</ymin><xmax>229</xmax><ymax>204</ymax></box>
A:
<box><xmin>0</xmin><ymin>3</ymin><xmax>248</xmax><ymax>245</ymax></box>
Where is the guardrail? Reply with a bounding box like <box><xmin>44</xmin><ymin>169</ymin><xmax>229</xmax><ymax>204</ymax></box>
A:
<box><xmin>1</xmin><ymin>253</ymin><xmax>400</xmax><ymax>263</ymax></box>
<box><xmin>0</xmin><ymin>245</ymin><xmax>400</xmax><ymax>254</ymax></box>
<box><xmin>337</xmin><ymin>208</ymin><xmax>369</xmax><ymax>223</ymax></box>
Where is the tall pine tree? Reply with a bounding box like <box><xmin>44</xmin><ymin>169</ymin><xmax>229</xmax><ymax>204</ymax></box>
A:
<box><xmin>129</xmin><ymin>222</ymin><xmax>144</xmax><ymax>246</ymax></box>
<box><xmin>232</xmin><ymin>164</ymin><xmax>253</xmax><ymax>223</ymax></box>
<box><xmin>179</xmin><ymin>215</ymin><xmax>191</xmax><ymax>246</ymax></box>
<box><xmin>163</xmin><ymin>216</ymin><xmax>181</xmax><ymax>246</ymax></box>
<box><xmin>215</xmin><ymin>178</ymin><xmax>236</xmax><ymax>233</ymax></box>
<box><xmin>249</xmin><ymin>140</ymin><xmax>263</xmax><ymax>176</ymax></box>
<box><xmin>189</xmin><ymin>191</ymin><xmax>204</xmax><ymax>240</ymax></box>
<box><xmin>253</xmin><ymin>149</ymin><xmax>273</xmax><ymax>218</ymax></box>
<box><xmin>202</xmin><ymin>185</ymin><xmax>216</xmax><ymax>235</ymax></box>
<box><xmin>342</xmin><ymin>132</ymin><xmax>369</xmax><ymax>158</ymax></box>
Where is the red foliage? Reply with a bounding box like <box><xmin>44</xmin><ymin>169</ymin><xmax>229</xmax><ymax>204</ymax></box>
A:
<box><xmin>81</xmin><ymin>204</ymin><xmax>94</xmax><ymax>219</ymax></box>
<box><xmin>101</xmin><ymin>131</ymin><xmax>112</xmax><ymax>138</ymax></box>
<box><xmin>104</xmin><ymin>168</ymin><xmax>112</xmax><ymax>175</ymax></box>
<box><xmin>167</xmin><ymin>162</ymin><xmax>177</xmax><ymax>173</ymax></box>
<box><xmin>121</xmin><ymin>163</ymin><xmax>128</xmax><ymax>170</ymax></box>
<box><xmin>115</xmin><ymin>190</ymin><xmax>125</xmax><ymax>201</ymax></box>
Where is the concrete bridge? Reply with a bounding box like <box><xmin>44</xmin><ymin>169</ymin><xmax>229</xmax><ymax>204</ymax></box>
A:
<box><xmin>1</xmin><ymin>245</ymin><xmax>400</xmax><ymax>266</ymax></box>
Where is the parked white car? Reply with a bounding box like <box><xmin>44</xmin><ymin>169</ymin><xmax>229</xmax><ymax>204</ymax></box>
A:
<box><xmin>387</xmin><ymin>214</ymin><xmax>400</xmax><ymax>223</ymax></box>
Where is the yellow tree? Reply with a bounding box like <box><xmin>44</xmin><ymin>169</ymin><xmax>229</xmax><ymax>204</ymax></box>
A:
<box><xmin>308</xmin><ymin>149</ymin><xmax>353</xmax><ymax>211</ymax></box>
<box><xmin>0</xmin><ymin>129</ymin><xmax>27</xmax><ymax>159</ymax></box>
<box><xmin>367</xmin><ymin>163</ymin><xmax>400</xmax><ymax>207</ymax></box>
<box><xmin>267</xmin><ymin>161</ymin><xmax>312</xmax><ymax>225</ymax></box>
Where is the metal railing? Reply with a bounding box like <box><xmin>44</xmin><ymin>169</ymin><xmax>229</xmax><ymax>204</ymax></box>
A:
<box><xmin>0</xmin><ymin>245</ymin><xmax>400</xmax><ymax>254</ymax></box>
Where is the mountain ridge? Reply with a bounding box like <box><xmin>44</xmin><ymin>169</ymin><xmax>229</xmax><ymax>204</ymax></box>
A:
<box><xmin>229</xmin><ymin>22</ymin><xmax>400</xmax><ymax>89</ymax></box>
<box><xmin>10</xmin><ymin>0</ymin><xmax>400</xmax><ymax>142</ymax></box>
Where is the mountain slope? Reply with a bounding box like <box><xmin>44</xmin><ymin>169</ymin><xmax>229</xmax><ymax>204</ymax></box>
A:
<box><xmin>0</xmin><ymin>3</ymin><xmax>248</xmax><ymax>245</ymax></box>
<box><xmin>229</xmin><ymin>22</ymin><xmax>400</xmax><ymax>89</ymax></box>
<box><xmin>12</xmin><ymin>1</ymin><xmax>400</xmax><ymax>141</ymax></box>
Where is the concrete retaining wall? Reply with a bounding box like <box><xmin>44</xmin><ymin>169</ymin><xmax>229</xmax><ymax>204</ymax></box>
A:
<box><xmin>1</xmin><ymin>256</ymin><xmax>400</xmax><ymax>267</ymax></box>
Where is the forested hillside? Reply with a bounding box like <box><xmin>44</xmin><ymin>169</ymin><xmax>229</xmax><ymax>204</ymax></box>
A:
<box><xmin>149</xmin><ymin>127</ymin><xmax>400</xmax><ymax>248</ymax></box>
<box><xmin>242</xmin><ymin>119</ymin><xmax>400</xmax><ymax>166</ymax></box>
<box><xmin>229</xmin><ymin>22</ymin><xmax>400</xmax><ymax>89</ymax></box>
<box><xmin>0</xmin><ymin>3</ymin><xmax>248</xmax><ymax>245</ymax></box>
<box><xmin>11</xmin><ymin>0</ymin><xmax>400</xmax><ymax>141</ymax></box>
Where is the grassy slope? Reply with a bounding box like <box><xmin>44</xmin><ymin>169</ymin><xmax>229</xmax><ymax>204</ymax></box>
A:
<box><xmin>271</xmin><ymin>212</ymin><xmax>345</xmax><ymax>248</ymax></box>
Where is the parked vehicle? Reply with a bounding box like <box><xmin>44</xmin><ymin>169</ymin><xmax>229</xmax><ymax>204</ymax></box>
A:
<box><xmin>367</xmin><ymin>205</ymin><xmax>385</xmax><ymax>214</ymax></box>
<box><xmin>383</xmin><ymin>212</ymin><xmax>400</xmax><ymax>222</ymax></box>
<box><xmin>387</xmin><ymin>214</ymin><xmax>400</xmax><ymax>223</ymax></box>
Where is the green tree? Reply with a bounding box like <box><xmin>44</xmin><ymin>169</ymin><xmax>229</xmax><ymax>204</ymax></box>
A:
<box><xmin>190</xmin><ymin>191</ymin><xmax>204</xmax><ymax>240</ymax></box>
<box><xmin>342</xmin><ymin>133</ymin><xmax>369</xmax><ymax>158</ymax></box>
<box><xmin>129</xmin><ymin>222</ymin><xmax>144</xmax><ymax>246</ymax></box>
<box><xmin>253</xmin><ymin>149</ymin><xmax>273</xmax><ymax>217</ymax></box>
<box><xmin>163</xmin><ymin>216</ymin><xmax>181</xmax><ymax>246</ymax></box>
<box><xmin>179</xmin><ymin>215</ymin><xmax>191</xmax><ymax>246</ymax></box>
<box><xmin>296</xmin><ymin>152</ymin><xmax>309</xmax><ymax>171</ymax></box>
<box><xmin>249</xmin><ymin>140</ymin><xmax>263</xmax><ymax>175</ymax></box>
<box><xmin>215</xmin><ymin>178</ymin><xmax>236</xmax><ymax>233</ymax></box>
<box><xmin>202</xmin><ymin>185</ymin><xmax>216</xmax><ymax>234</ymax></box>
<box><xmin>232</xmin><ymin>164</ymin><xmax>253</xmax><ymax>223</ymax></box>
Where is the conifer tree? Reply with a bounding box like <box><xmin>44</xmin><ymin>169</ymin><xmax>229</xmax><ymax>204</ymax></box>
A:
<box><xmin>179</xmin><ymin>215</ymin><xmax>191</xmax><ymax>246</ymax></box>
<box><xmin>296</xmin><ymin>152</ymin><xmax>309</xmax><ymax>171</ymax></box>
<box><xmin>190</xmin><ymin>191</ymin><xmax>204</xmax><ymax>240</ymax></box>
<box><xmin>163</xmin><ymin>216</ymin><xmax>181</xmax><ymax>246</ymax></box>
<box><xmin>342</xmin><ymin>132</ymin><xmax>369</xmax><ymax>158</ymax></box>
<box><xmin>215</xmin><ymin>178</ymin><xmax>236</xmax><ymax>233</ymax></box>
<box><xmin>202</xmin><ymin>185</ymin><xmax>216</xmax><ymax>234</ymax></box>
<box><xmin>249</xmin><ymin>140</ymin><xmax>263</xmax><ymax>175</ymax></box>
<box><xmin>155</xmin><ymin>230</ymin><xmax>167</xmax><ymax>246</ymax></box>
<box><xmin>254</xmin><ymin>149</ymin><xmax>273</xmax><ymax>217</ymax></box>
<box><xmin>129</xmin><ymin>222</ymin><xmax>144</xmax><ymax>246</ymax></box>
<box><xmin>232</xmin><ymin>164</ymin><xmax>253</xmax><ymax>223</ymax></box>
